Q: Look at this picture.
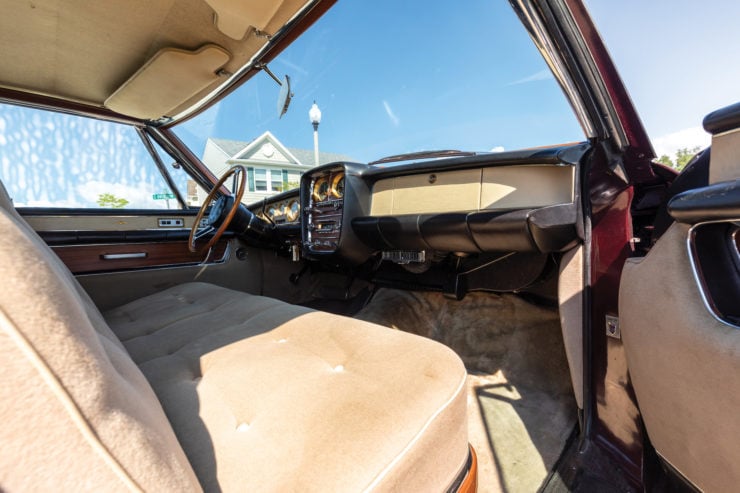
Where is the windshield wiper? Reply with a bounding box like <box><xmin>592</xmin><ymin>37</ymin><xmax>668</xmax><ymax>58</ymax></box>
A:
<box><xmin>368</xmin><ymin>149</ymin><xmax>477</xmax><ymax>165</ymax></box>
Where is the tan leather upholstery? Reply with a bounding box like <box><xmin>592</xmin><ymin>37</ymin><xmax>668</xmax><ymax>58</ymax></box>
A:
<box><xmin>0</xmin><ymin>182</ymin><xmax>201</xmax><ymax>491</ymax></box>
<box><xmin>558</xmin><ymin>245</ymin><xmax>583</xmax><ymax>409</ymax></box>
<box><xmin>621</xmin><ymin>222</ymin><xmax>740</xmax><ymax>492</ymax></box>
<box><xmin>106</xmin><ymin>283</ymin><xmax>469</xmax><ymax>491</ymax></box>
<box><xmin>0</xmin><ymin>180</ymin><xmax>469</xmax><ymax>491</ymax></box>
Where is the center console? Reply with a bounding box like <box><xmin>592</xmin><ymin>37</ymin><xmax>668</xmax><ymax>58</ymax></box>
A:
<box><xmin>301</xmin><ymin>162</ymin><xmax>373</xmax><ymax>264</ymax></box>
<box><xmin>304</xmin><ymin>166</ymin><xmax>345</xmax><ymax>253</ymax></box>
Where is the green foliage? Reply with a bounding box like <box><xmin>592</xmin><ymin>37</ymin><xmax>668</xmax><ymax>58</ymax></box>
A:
<box><xmin>97</xmin><ymin>193</ymin><xmax>129</xmax><ymax>208</ymax></box>
<box><xmin>656</xmin><ymin>146</ymin><xmax>702</xmax><ymax>172</ymax></box>
<box><xmin>675</xmin><ymin>146</ymin><xmax>701</xmax><ymax>171</ymax></box>
<box><xmin>282</xmin><ymin>180</ymin><xmax>300</xmax><ymax>192</ymax></box>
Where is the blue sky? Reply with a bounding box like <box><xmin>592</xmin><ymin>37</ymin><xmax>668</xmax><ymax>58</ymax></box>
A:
<box><xmin>178</xmin><ymin>0</ymin><xmax>740</xmax><ymax>163</ymax></box>
<box><xmin>585</xmin><ymin>0</ymin><xmax>740</xmax><ymax>156</ymax></box>
<box><xmin>175</xmin><ymin>0</ymin><xmax>584</xmax><ymax>162</ymax></box>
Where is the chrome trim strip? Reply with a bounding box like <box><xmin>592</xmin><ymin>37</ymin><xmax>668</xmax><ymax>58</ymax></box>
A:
<box><xmin>731</xmin><ymin>228</ymin><xmax>740</xmax><ymax>265</ymax></box>
<box><xmin>137</xmin><ymin>127</ymin><xmax>187</xmax><ymax>209</ymax></box>
<box><xmin>685</xmin><ymin>219</ymin><xmax>740</xmax><ymax>329</ymax></box>
<box><xmin>101</xmin><ymin>253</ymin><xmax>147</xmax><ymax>260</ymax></box>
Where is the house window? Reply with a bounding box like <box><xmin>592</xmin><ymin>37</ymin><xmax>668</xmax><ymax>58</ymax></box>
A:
<box><xmin>248</xmin><ymin>168</ymin><xmax>295</xmax><ymax>193</ymax></box>
<box><xmin>284</xmin><ymin>170</ymin><xmax>301</xmax><ymax>191</ymax></box>
<box><xmin>254</xmin><ymin>169</ymin><xmax>267</xmax><ymax>191</ymax></box>
<box><xmin>271</xmin><ymin>174</ymin><xmax>283</xmax><ymax>192</ymax></box>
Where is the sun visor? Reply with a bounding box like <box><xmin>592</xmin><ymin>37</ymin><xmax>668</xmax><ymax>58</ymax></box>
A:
<box><xmin>105</xmin><ymin>45</ymin><xmax>231</xmax><ymax>120</ymax></box>
<box><xmin>204</xmin><ymin>0</ymin><xmax>283</xmax><ymax>39</ymax></box>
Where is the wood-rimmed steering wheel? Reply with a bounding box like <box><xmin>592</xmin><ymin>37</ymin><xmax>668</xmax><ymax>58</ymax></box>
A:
<box><xmin>189</xmin><ymin>165</ymin><xmax>246</xmax><ymax>253</ymax></box>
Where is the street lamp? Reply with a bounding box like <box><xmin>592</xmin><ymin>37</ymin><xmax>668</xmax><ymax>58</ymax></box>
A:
<box><xmin>309</xmin><ymin>101</ymin><xmax>321</xmax><ymax>166</ymax></box>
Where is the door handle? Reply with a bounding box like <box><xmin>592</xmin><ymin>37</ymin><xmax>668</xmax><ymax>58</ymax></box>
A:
<box><xmin>100</xmin><ymin>252</ymin><xmax>147</xmax><ymax>260</ymax></box>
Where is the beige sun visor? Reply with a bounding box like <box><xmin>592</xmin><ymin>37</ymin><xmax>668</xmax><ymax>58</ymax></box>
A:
<box><xmin>105</xmin><ymin>45</ymin><xmax>231</xmax><ymax>120</ymax></box>
<box><xmin>204</xmin><ymin>0</ymin><xmax>283</xmax><ymax>39</ymax></box>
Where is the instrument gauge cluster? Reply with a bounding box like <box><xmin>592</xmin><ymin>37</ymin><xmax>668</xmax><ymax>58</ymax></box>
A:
<box><xmin>305</xmin><ymin>168</ymin><xmax>346</xmax><ymax>253</ymax></box>
<box><xmin>330</xmin><ymin>173</ymin><xmax>345</xmax><ymax>199</ymax></box>
<box><xmin>256</xmin><ymin>197</ymin><xmax>301</xmax><ymax>225</ymax></box>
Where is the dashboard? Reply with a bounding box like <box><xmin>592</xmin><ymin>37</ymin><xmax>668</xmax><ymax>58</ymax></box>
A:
<box><xmin>256</xmin><ymin>197</ymin><xmax>301</xmax><ymax>224</ymax></box>
<box><xmin>304</xmin><ymin>167</ymin><xmax>346</xmax><ymax>253</ymax></box>
<box><xmin>249</xmin><ymin>143</ymin><xmax>587</xmax><ymax>267</ymax></box>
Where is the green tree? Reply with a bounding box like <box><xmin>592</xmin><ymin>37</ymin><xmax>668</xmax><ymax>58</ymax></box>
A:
<box><xmin>675</xmin><ymin>146</ymin><xmax>701</xmax><ymax>171</ymax></box>
<box><xmin>656</xmin><ymin>155</ymin><xmax>674</xmax><ymax>167</ymax></box>
<box><xmin>97</xmin><ymin>193</ymin><xmax>129</xmax><ymax>208</ymax></box>
<box><xmin>655</xmin><ymin>146</ymin><xmax>702</xmax><ymax>172</ymax></box>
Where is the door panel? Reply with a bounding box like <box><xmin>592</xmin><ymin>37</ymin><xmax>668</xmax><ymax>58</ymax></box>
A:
<box><xmin>52</xmin><ymin>240</ymin><xmax>229</xmax><ymax>274</ymax></box>
<box><xmin>76</xmin><ymin>240</ymin><xmax>263</xmax><ymax>311</ymax></box>
<box><xmin>620</xmin><ymin>220</ymin><xmax>740</xmax><ymax>491</ymax></box>
<box><xmin>19</xmin><ymin>211</ymin><xmax>263</xmax><ymax>310</ymax></box>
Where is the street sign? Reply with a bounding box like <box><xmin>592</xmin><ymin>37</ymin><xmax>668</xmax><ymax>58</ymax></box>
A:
<box><xmin>153</xmin><ymin>193</ymin><xmax>176</xmax><ymax>200</ymax></box>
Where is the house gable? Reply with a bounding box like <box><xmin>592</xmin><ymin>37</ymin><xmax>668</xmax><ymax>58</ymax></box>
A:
<box><xmin>230</xmin><ymin>131</ymin><xmax>304</xmax><ymax>167</ymax></box>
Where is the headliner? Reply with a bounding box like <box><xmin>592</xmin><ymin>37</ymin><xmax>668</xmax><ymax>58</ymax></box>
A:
<box><xmin>0</xmin><ymin>0</ymin><xmax>311</xmax><ymax>121</ymax></box>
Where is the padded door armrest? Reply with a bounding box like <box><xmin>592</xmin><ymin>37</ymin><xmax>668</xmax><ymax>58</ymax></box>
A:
<box><xmin>668</xmin><ymin>179</ymin><xmax>740</xmax><ymax>224</ymax></box>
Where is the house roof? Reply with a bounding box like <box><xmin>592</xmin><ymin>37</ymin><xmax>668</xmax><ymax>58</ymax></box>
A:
<box><xmin>209</xmin><ymin>137</ymin><xmax>355</xmax><ymax>166</ymax></box>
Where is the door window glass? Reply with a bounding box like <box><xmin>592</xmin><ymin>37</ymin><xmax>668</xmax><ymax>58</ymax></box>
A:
<box><xmin>0</xmin><ymin>103</ymin><xmax>185</xmax><ymax>209</ymax></box>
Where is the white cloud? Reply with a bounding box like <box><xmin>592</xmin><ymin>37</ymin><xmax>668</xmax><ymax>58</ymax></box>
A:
<box><xmin>490</xmin><ymin>146</ymin><xmax>505</xmax><ymax>152</ymax></box>
<box><xmin>507</xmin><ymin>69</ymin><xmax>553</xmax><ymax>86</ymax></box>
<box><xmin>652</xmin><ymin>126</ymin><xmax>711</xmax><ymax>159</ymax></box>
<box><xmin>382</xmin><ymin>100</ymin><xmax>400</xmax><ymax>127</ymax></box>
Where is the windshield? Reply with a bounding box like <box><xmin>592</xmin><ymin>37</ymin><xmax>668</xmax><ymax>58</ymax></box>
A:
<box><xmin>173</xmin><ymin>0</ymin><xmax>584</xmax><ymax>203</ymax></box>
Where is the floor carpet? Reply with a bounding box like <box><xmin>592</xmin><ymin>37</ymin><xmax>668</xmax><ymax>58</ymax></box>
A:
<box><xmin>356</xmin><ymin>289</ymin><xmax>577</xmax><ymax>492</ymax></box>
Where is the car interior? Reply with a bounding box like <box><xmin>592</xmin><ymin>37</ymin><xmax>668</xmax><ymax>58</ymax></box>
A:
<box><xmin>1</xmin><ymin>0</ymin><xmax>739</xmax><ymax>492</ymax></box>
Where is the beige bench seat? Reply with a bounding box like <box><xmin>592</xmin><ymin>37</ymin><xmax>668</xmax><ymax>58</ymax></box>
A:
<box><xmin>105</xmin><ymin>283</ymin><xmax>469</xmax><ymax>491</ymax></box>
<box><xmin>0</xmin><ymin>181</ymin><xmax>470</xmax><ymax>491</ymax></box>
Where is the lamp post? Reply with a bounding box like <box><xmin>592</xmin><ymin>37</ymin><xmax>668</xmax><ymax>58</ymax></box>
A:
<box><xmin>309</xmin><ymin>101</ymin><xmax>322</xmax><ymax>166</ymax></box>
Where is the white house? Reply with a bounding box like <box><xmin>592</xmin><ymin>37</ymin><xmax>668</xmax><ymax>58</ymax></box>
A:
<box><xmin>195</xmin><ymin>131</ymin><xmax>353</xmax><ymax>205</ymax></box>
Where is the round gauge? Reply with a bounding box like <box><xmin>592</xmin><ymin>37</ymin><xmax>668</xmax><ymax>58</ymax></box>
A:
<box><xmin>286</xmin><ymin>200</ymin><xmax>300</xmax><ymax>222</ymax></box>
<box><xmin>330</xmin><ymin>173</ymin><xmax>345</xmax><ymax>199</ymax></box>
<box><xmin>312</xmin><ymin>177</ymin><xmax>329</xmax><ymax>202</ymax></box>
<box><xmin>266</xmin><ymin>205</ymin><xmax>277</xmax><ymax>218</ymax></box>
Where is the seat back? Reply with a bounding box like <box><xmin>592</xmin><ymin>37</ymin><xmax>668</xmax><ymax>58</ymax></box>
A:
<box><xmin>0</xmin><ymin>182</ymin><xmax>201</xmax><ymax>492</ymax></box>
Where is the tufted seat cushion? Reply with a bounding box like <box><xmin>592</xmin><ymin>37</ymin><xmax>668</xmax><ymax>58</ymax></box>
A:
<box><xmin>0</xmin><ymin>178</ymin><xmax>469</xmax><ymax>491</ymax></box>
<box><xmin>104</xmin><ymin>282</ymin><xmax>469</xmax><ymax>491</ymax></box>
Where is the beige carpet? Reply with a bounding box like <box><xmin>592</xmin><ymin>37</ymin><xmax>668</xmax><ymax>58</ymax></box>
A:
<box><xmin>356</xmin><ymin>289</ymin><xmax>576</xmax><ymax>492</ymax></box>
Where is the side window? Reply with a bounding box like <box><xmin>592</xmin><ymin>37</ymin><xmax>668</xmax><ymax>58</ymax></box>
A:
<box><xmin>0</xmin><ymin>103</ymin><xmax>185</xmax><ymax>209</ymax></box>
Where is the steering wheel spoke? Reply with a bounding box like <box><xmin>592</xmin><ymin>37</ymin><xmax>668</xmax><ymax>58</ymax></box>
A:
<box><xmin>193</xmin><ymin>224</ymin><xmax>215</xmax><ymax>241</ymax></box>
<box><xmin>188</xmin><ymin>165</ymin><xmax>247</xmax><ymax>253</ymax></box>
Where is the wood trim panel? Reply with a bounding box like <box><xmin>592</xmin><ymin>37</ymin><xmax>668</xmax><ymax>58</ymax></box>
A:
<box><xmin>52</xmin><ymin>240</ymin><xmax>228</xmax><ymax>274</ymax></box>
